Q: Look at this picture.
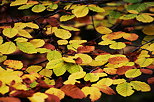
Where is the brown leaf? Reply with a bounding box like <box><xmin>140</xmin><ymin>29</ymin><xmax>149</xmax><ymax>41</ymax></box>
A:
<box><xmin>37</xmin><ymin>79</ymin><xmax>54</xmax><ymax>89</ymax></box>
<box><xmin>75</xmin><ymin>57</ymin><xmax>82</xmax><ymax>64</ymax></box>
<box><xmin>77</xmin><ymin>46</ymin><xmax>95</xmax><ymax>53</ymax></box>
<box><xmin>45</xmin><ymin>94</ymin><xmax>60</xmax><ymax>102</ymax></box>
<box><xmin>43</xmin><ymin>43</ymin><xmax>55</xmax><ymax>50</ymax></box>
<box><xmin>98</xmin><ymin>85</ymin><xmax>116</xmax><ymax>95</ymax></box>
<box><xmin>109</xmin><ymin>57</ymin><xmax>129</xmax><ymax>64</ymax></box>
<box><xmin>0</xmin><ymin>97</ymin><xmax>21</xmax><ymax>102</ymax></box>
<box><xmin>140</xmin><ymin>69</ymin><xmax>153</xmax><ymax>74</ymax></box>
<box><xmin>46</xmin><ymin>17</ymin><xmax>59</xmax><ymax>27</ymax></box>
<box><xmin>54</xmin><ymin>77</ymin><xmax>63</xmax><ymax>88</ymax></box>
<box><xmin>10</xmin><ymin>90</ymin><xmax>34</xmax><ymax>98</ymax></box>
<box><xmin>60</xmin><ymin>84</ymin><xmax>85</xmax><ymax>99</ymax></box>
<box><xmin>117</xmin><ymin>66</ymin><xmax>134</xmax><ymax>75</ymax></box>
<box><xmin>147</xmin><ymin>77</ymin><xmax>154</xmax><ymax>84</ymax></box>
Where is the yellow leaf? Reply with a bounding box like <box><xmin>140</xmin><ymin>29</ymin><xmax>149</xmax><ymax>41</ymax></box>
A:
<box><xmin>47</xmin><ymin>50</ymin><xmax>62</xmax><ymax>61</ymax></box>
<box><xmin>46</xmin><ymin>59</ymin><xmax>63</xmax><ymax>69</ymax></box>
<box><xmin>57</xmin><ymin>40</ymin><xmax>68</xmax><ymax>45</ymax></box>
<box><xmin>18</xmin><ymin>4</ymin><xmax>34</xmax><ymax>10</ymax></box>
<box><xmin>116</xmin><ymin>82</ymin><xmax>134</xmax><ymax>97</ymax></box>
<box><xmin>0</xmin><ymin>42</ymin><xmax>16</xmax><ymax>54</ymax></box>
<box><xmin>32</xmin><ymin>4</ymin><xmax>46</xmax><ymax>13</ymax></box>
<box><xmin>130</xmin><ymin>81</ymin><xmax>151</xmax><ymax>92</ymax></box>
<box><xmin>0</xmin><ymin>85</ymin><xmax>9</xmax><ymax>95</ymax></box>
<box><xmin>109</xmin><ymin>42</ymin><xmax>126</xmax><ymax>49</ymax></box>
<box><xmin>0</xmin><ymin>36</ymin><xmax>3</xmax><ymax>45</ymax></box>
<box><xmin>136</xmin><ymin>14</ymin><xmax>154</xmax><ymax>23</ymax></box>
<box><xmin>60</xmin><ymin>25</ymin><xmax>80</xmax><ymax>31</ymax></box>
<box><xmin>98</xmin><ymin>40</ymin><xmax>115</xmax><ymax>45</ymax></box>
<box><xmin>72</xmin><ymin>5</ymin><xmax>89</xmax><ymax>18</ymax></box>
<box><xmin>4</xmin><ymin>60</ymin><xmax>23</xmax><ymax>69</ymax></box>
<box><xmin>81</xmin><ymin>86</ymin><xmax>101</xmax><ymax>101</ymax></box>
<box><xmin>10</xmin><ymin>0</ymin><xmax>28</xmax><ymax>6</ymax></box>
<box><xmin>12</xmin><ymin>83</ymin><xmax>28</xmax><ymax>90</ymax></box>
<box><xmin>18</xmin><ymin>30</ymin><xmax>32</xmax><ymax>38</ymax></box>
<box><xmin>125</xmin><ymin>69</ymin><xmax>142</xmax><ymax>78</ymax></box>
<box><xmin>3</xmin><ymin>28</ymin><xmax>18</xmax><ymax>38</ymax></box>
<box><xmin>88</xmin><ymin>60</ymin><xmax>107</xmax><ymax>66</ymax></box>
<box><xmin>103</xmin><ymin>68</ymin><xmax>117</xmax><ymax>75</ymax></box>
<box><xmin>142</xmin><ymin>24</ymin><xmax>154</xmax><ymax>35</ymax></box>
<box><xmin>88</xmin><ymin>4</ymin><xmax>105</xmax><ymax>12</ymax></box>
<box><xmin>28</xmin><ymin>92</ymin><xmax>48</xmax><ymax>102</ymax></box>
<box><xmin>69</xmin><ymin>71</ymin><xmax>86</xmax><ymax>80</ymax></box>
<box><xmin>26</xmin><ymin>65</ymin><xmax>42</xmax><ymax>73</ymax></box>
<box><xmin>45</xmin><ymin>88</ymin><xmax>65</xmax><ymax>100</ymax></box>
<box><xmin>39</xmin><ymin>69</ymin><xmax>52</xmax><ymax>77</ymax></box>
<box><xmin>84</xmin><ymin>73</ymin><xmax>99</xmax><ymax>82</ymax></box>
<box><xmin>26</xmin><ymin>22</ymin><xmax>39</xmax><ymax>29</ymax></box>
<box><xmin>113</xmin><ymin>79</ymin><xmax>126</xmax><ymax>85</ymax></box>
<box><xmin>95</xmin><ymin>54</ymin><xmax>111</xmax><ymax>62</ymax></box>
<box><xmin>54</xmin><ymin>29</ymin><xmax>71</xmax><ymax>39</ymax></box>
<box><xmin>60</xmin><ymin>15</ymin><xmax>75</xmax><ymax>22</ymax></box>
<box><xmin>67</xmin><ymin>64</ymin><xmax>83</xmax><ymax>73</ymax></box>
<box><xmin>22</xmin><ymin>73</ymin><xmax>40</xmax><ymax>82</ymax></box>
<box><xmin>14</xmin><ymin>37</ymin><xmax>28</xmax><ymax>42</ymax></box>
<box><xmin>93</xmin><ymin>78</ymin><xmax>113</xmax><ymax>86</ymax></box>
<box><xmin>75</xmin><ymin>54</ymin><xmax>92</xmax><ymax>64</ymax></box>
<box><xmin>135</xmin><ymin>58</ymin><xmax>153</xmax><ymax>67</ymax></box>
<box><xmin>96</xmin><ymin>26</ymin><xmax>112</xmax><ymax>34</ymax></box>
<box><xmin>30</xmin><ymin>39</ymin><xmax>45</xmax><ymax>48</ymax></box>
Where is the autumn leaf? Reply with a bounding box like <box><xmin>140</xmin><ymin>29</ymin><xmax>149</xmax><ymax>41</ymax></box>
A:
<box><xmin>61</xmin><ymin>84</ymin><xmax>85</xmax><ymax>99</ymax></box>
<box><xmin>116</xmin><ymin>82</ymin><xmax>134</xmax><ymax>97</ymax></box>
<box><xmin>10</xmin><ymin>0</ymin><xmax>28</xmax><ymax>6</ymax></box>
<box><xmin>96</xmin><ymin>26</ymin><xmax>112</xmax><ymax>34</ymax></box>
<box><xmin>54</xmin><ymin>29</ymin><xmax>72</xmax><ymax>39</ymax></box>
<box><xmin>3</xmin><ymin>28</ymin><xmax>18</xmax><ymax>38</ymax></box>
<box><xmin>81</xmin><ymin>86</ymin><xmax>101</xmax><ymax>101</ymax></box>
<box><xmin>32</xmin><ymin>4</ymin><xmax>46</xmax><ymax>13</ymax></box>
<box><xmin>0</xmin><ymin>42</ymin><xmax>16</xmax><ymax>54</ymax></box>
<box><xmin>108</xmin><ymin>56</ymin><xmax>129</xmax><ymax>65</ymax></box>
<box><xmin>125</xmin><ymin>69</ymin><xmax>142</xmax><ymax>78</ymax></box>
<box><xmin>3</xmin><ymin>60</ymin><xmax>23</xmax><ymax>69</ymax></box>
<box><xmin>77</xmin><ymin>46</ymin><xmax>95</xmax><ymax>53</ymax></box>
<box><xmin>0</xmin><ymin>97</ymin><xmax>21</xmax><ymax>102</ymax></box>
<box><xmin>136</xmin><ymin>14</ymin><xmax>154</xmax><ymax>23</ymax></box>
<box><xmin>28</xmin><ymin>92</ymin><xmax>48</xmax><ymax>102</ymax></box>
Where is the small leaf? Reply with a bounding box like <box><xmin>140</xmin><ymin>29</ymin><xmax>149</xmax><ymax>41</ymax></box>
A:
<box><xmin>60</xmin><ymin>25</ymin><xmax>80</xmax><ymax>31</ymax></box>
<box><xmin>47</xmin><ymin>50</ymin><xmax>62</xmax><ymax>61</ymax></box>
<box><xmin>53</xmin><ymin>63</ymin><xmax>67</xmax><ymax>76</ymax></box>
<box><xmin>32</xmin><ymin>4</ymin><xmax>46</xmax><ymax>13</ymax></box>
<box><xmin>88</xmin><ymin>4</ymin><xmax>105</xmax><ymax>12</ymax></box>
<box><xmin>130</xmin><ymin>81</ymin><xmax>151</xmax><ymax>92</ymax></box>
<box><xmin>39</xmin><ymin>69</ymin><xmax>52</xmax><ymax>77</ymax></box>
<box><xmin>18</xmin><ymin>30</ymin><xmax>32</xmax><ymax>38</ymax></box>
<box><xmin>61</xmin><ymin>85</ymin><xmax>85</xmax><ymax>99</ymax></box>
<box><xmin>26</xmin><ymin>22</ymin><xmax>39</xmax><ymax>29</ymax></box>
<box><xmin>67</xmin><ymin>64</ymin><xmax>83</xmax><ymax>73</ymax></box>
<box><xmin>54</xmin><ymin>29</ymin><xmax>72</xmax><ymax>39</ymax></box>
<box><xmin>116</xmin><ymin>82</ymin><xmax>134</xmax><ymax>97</ymax></box>
<box><xmin>0</xmin><ymin>42</ymin><xmax>16</xmax><ymax>54</ymax></box>
<box><xmin>18</xmin><ymin>4</ymin><xmax>34</xmax><ymax>10</ymax></box>
<box><xmin>81</xmin><ymin>86</ymin><xmax>101</xmax><ymax>101</ymax></box>
<box><xmin>28</xmin><ymin>92</ymin><xmax>48</xmax><ymax>102</ymax></box>
<box><xmin>3</xmin><ymin>28</ymin><xmax>18</xmax><ymax>38</ymax></box>
<box><xmin>135</xmin><ymin>58</ymin><xmax>153</xmax><ymax>67</ymax></box>
<box><xmin>16</xmin><ymin>42</ymin><xmax>37</xmax><ymax>54</ymax></box>
<box><xmin>60</xmin><ymin>15</ymin><xmax>75</xmax><ymax>22</ymax></box>
<box><xmin>57</xmin><ymin>40</ymin><xmax>68</xmax><ymax>45</ymax></box>
<box><xmin>72</xmin><ymin>5</ymin><xmax>89</xmax><ymax>18</ymax></box>
<box><xmin>109</xmin><ymin>42</ymin><xmax>126</xmax><ymax>49</ymax></box>
<box><xmin>93</xmin><ymin>78</ymin><xmax>113</xmax><ymax>86</ymax></box>
<box><xmin>45</xmin><ymin>88</ymin><xmax>65</xmax><ymax>100</ymax></box>
<box><xmin>77</xmin><ymin>46</ymin><xmax>95</xmax><ymax>53</ymax></box>
<box><xmin>30</xmin><ymin>39</ymin><xmax>45</xmax><ymax>48</ymax></box>
<box><xmin>4</xmin><ymin>60</ymin><xmax>23</xmax><ymax>69</ymax></box>
<box><xmin>136</xmin><ymin>14</ymin><xmax>154</xmax><ymax>23</ymax></box>
<box><xmin>26</xmin><ymin>65</ymin><xmax>42</xmax><ymax>73</ymax></box>
<box><xmin>109</xmin><ymin>56</ymin><xmax>129</xmax><ymax>64</ymax></box>
<box><xmin>75</xmin><ymin>54</ymin><xmax>92</xmax><ymax>64</ymax></box>
<box><xmin>47</xmin><ymin>4</ymin><xmax>58</xmax><ymax>11</ymax></box>
<box><xmin>0</xmin><ymin>85</ymin><xmax>9</xmax><ymax>94</ymax></box>
<box><xmin>10</xmin><ymin>0</ymin><xmax>28</xmax><ymax>6</ymax></box>
<box><xmin>125</xmin><ymin>69</ymin><xmax>142</xmax><ymax>78</ymax></box>
<box><xmin>96</xmin><ymin>26</ymin><xmax>112</xmax><ymax>34</ymax></box>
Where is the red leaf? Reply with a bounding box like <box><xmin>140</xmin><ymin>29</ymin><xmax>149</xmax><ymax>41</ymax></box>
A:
<box><xmin>0</xmin><ymin>97</ymin><xmax>21</xmax><ymax>102</ymax></box>
<box><xmin>46</xmin><ymin>17</ymin><xmax>59</xmax><ymax>27</ymax></box>
<box><xmin>45</xmin><ymin>94</ymin><xmax>60</xmax><ymax>102</ymax></box>
<box><xmin>10</xmin><ymin>90</ymin><xmax>34</xmax><ymax>98</ymax></box>
<box><xmin>147</xmin><ymin>77</ymin><xmax>154</xmax><ymax>84</ymax></box>
<box><xmin>109</xmin><ymin>57</ymin><xmax>129</xmax><ymax>64</ymax></box>
<box><xmin>55</xmin><ymin>77</ymin><xmax>63</xmax><ymax>88</ymax></box>
<box><xmin>60</xmin><ymin>84</ymin><xmax>85</xmax><ymax>99</ymax></box>
<box><xmin>117</xmin><ymin>66</ymin><xmax>134</xmax><ymax>75</ymax></box>
<box><xmin>98</xmin><ymin>85</ymin><xmax>116</xmax><ymax>95</ymax></box>
<box><xmin>140</xmin><ymin>69</ymin><xmax>153</xmax><ymax>74</ymax></box>
<box><xmin>75</xmin><ymin>57</ymin><xmax>82</xmax><ymax>64</ymax></box>
<box><xmin>77</xmin><ymin>46</ymin><xmax>95</xmax><ymax>53</ymax></box>
<box><xmin>147</xmin><ymin>65</ymin><xmax>154</xmax><ymax>69</ymax></box>
<box><xmin>43</xmin><ymin>43</ymin><xmax>55</xmax><ymax>50</ymax></box>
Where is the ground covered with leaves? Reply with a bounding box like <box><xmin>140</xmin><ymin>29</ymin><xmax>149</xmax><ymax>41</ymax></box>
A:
<box><xmin>0</xmin><ymin>0</ymin><xmax>154</xmax><ymax>102</ymax></box>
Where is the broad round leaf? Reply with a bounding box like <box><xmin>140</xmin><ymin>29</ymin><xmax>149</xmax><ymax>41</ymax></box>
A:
<box><xmin>54</xmin><ymin>29</ymin><xmax>71</xmax><ymax>39</ymax></box>
<box><xmin>125</xmin><ymin>69</ymin><xmax>142</xmax><ymax>78</ymax></box>
<box><xmin>0</xmin><ymin>42</ymin><xmax>16</xmax><ymax>54</ymax></box>
<box><xmin>32</xmin><ymin>4</ymin><xmax>46</xmax><ymax>13</ymax></box>
<box><xmin>3</xmin><ymin>28</ymin><xmax>18</xmax><ymax>38</ymax></box>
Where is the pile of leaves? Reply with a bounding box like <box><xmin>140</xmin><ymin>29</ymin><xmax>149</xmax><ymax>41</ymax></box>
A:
<box><xmin>0</xmin><ymin>0</ymin><xmax>154</xmax><ymax>102</ymax></box>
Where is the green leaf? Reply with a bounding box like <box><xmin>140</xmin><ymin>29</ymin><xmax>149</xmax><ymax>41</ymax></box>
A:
<box><xmin>125</xmin><ymin>69</ymin><xmax>142</xmax><ymax>78</ymax></box>
<box><xmin>84</xmin><ymin>73</ymin><xmax>99</xmax><ymax>82</ymax></box>
<box><xmin>120</xmin><ymin>14</ymin><xmax>138</xmax><ymax>20</ymax></box>
<box><xmin>47</xmin><ymin>50</ymin><xmax>62</xmax><ymax>61</ymax></box>
<box><xmin>60</xmin><ymin>15</ymin><xmax>75</xmax><ymax>22</ymax></box>
<box><xmin>116</xmin><ymin>82</ymin><xmax>134</xmax><ymax>97</ymax></box>
<box><xmin>109</xmin><ymin>11</ymin><xmax>121</xmax><ymax>19</ymax></box>
<box><xmin>53</xmin><ymin>63</ymin><xmax>67</xmax><ymax>76</ymax></box>
<box><xmin>3</xmin><ymin>28</ymin><xmax>18</xmax><ymax>38</ymax></box>
<box><xmin>47</xmin><ymin>4</ymin><xmax>58</xmax><ymax>11</ymax></box>
<box><xmin>10</xmin><ymin>0</ymin><xmax>28</xmax><ymax>6</ymax></box>
<box><xmin>18</xmin><ymin>4</ymin><xmax>34</xmax><ymax>10</ymax></box>
<box><xmin>32</xmin><ymin>4</ymin><xmax>46</xmax><ymax>13</ymax></box>
<box><xmin>123</xmin><ymin>0</ymin><xmax>142</xmax><ymax>3</ymax></box>
<box><xmin>0</xmin><ymin>42</ymin><xmax>16</xmax><ymax>54</ymax></box>
<box><xmin>16</xmin><ymin>42</ymin><xmax>37</xmax><ymax>54</ymax></box>
<box><xmin>88</xmin><ymin>5</ymin><xmax>105</xmax><ymax>12</ymax></box>
<box><xmin>130</xmin><ymin>81</ymin><xmax>151</xmax><ymax>92</ymax></box>
<box><xmin>67</xmin><ymin>64</ymin><xmax>83</xmax><ymax>73</ymax></box>
<box><xmin>46</xmin><ymin>59</ymin><xmax>63</xmax><ymax>69</ymax></box>
<box><xmin>72</xmin><ymin>5</ymin><xmax>89</xmax><ymax>18</ymax></box>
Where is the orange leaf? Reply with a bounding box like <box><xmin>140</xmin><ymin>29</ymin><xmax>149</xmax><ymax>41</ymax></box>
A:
<box><xmin>97</xmin><ymin>85</ymin><xmax>116</xmax><ymax>95</ymax></box>
<box><xmin>3</xmin><ymin>60</ymin><xmax>23</xmax><ymax>69</ymax></box>
<box><xmin>116</xmin><ymin>66</ymin><xmax>134</xmax><ymax>75</ymax></box>
<box><xmin>77</xmin><ymin>46</ymin><xmax>95</xmax><ymax>53</ymax></box>
<box><xmin>60</xmin><ymin>84</ymin><xmax>85</xmax><ymax>99</ymax></box>
<box><xmin>140</xmin><ymin>69</ymin><xmax>153</xmax><ymax>75</ymax></box>
<box><xmin>108</xmin><ymin>57</ymin><xmax>129</xmax><ymax>65</ymax></box>
<box><xmin>123</xmin><ymin>33</ymin><xmax>138</xmax><ymax>41</ymax></box>
<box><xmin>0</xmin><ymin>97</ymin><xmax>21</xmax><ymax>102</ymax></box>
<box><xmin>103</xmin><ymin>68</ymin><xmax>117</xmax><ymax>75</ymax></box>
